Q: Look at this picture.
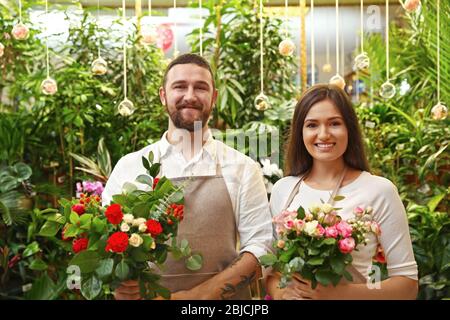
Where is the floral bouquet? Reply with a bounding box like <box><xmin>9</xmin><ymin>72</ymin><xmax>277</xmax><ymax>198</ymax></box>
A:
<box><xmin>261</xmin><ymin>200</ymin><xmax>381</xmax><ymax>289</ymax></box>
<box><xmin>36</xmin><ymin>152</ymin><xmax>202</xmax><ymax>300</ymax></box>
<box><xmin>259</xmin><ymin>158</ymin><xmax>283</xmax><ymax>195</ymax></box>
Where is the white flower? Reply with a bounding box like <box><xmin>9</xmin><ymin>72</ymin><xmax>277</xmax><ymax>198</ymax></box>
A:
<box><xmin>138</xmin><ymin>223</ymin><xmax>147</xmax><ymax>232</ymax></box>
<box><xmin>120</xmin><ymin>222</ymin><xmax>130</xmax><ymax>232</ymax></box>
<box><xmin>129</xmin><ymin>233</ymin><xmax>144</xmax><ymax>247</ymax></box>
<box><xmin>260</xmin><ymin>159</ymin><xmax>283</xmax><ymax>178</ymax></box>
<box><xmin>309</xmin><ymin>204</ymin><xmax>321</xmax><ymax>214</ymax></box>
<box><xmin>133</xmin><ymin>218</ymin><xmax>146</xmax><ymax>227</ymax></box>
<box><xmin>304</xmin><ymin>221</ymin><xmax>319</xmax><ymax>236</ymax></box>
<box><xmin>123</xmin><ymin>214</ymin><xmax>134</xmax><ymax>224</ymax></box>
<box><xmin>322</xmin><ymin>203</ymin><xmax>334</xmax><ymax>214</ymax></box>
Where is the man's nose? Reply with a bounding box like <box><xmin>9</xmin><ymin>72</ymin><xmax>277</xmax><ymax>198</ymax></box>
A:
<box><xmin>183</xmin><ymin>86</ymin><xmax>196</xmax><ymax>103</ymax></box>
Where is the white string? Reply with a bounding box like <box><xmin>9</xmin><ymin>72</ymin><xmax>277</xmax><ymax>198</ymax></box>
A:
<box><xmin>335</xmin><ymin>0</ymin><xmax>340</xmax><ymax>75</ymax></box>
<box><xmin>122</xmin><ymin>0</ymin><xmax>127</xmax><ymax>98</ymax></box>
<box><xmin>311</xmin><ymin>0</ymin><xmax>315</xmax><ymax>85</ymax></box>
<box><xmin>385</xmin><ymin>0</ymin><xmax>389</xmax><ymax>80</ymax></box>
<box><xmin>284</xmin><ymin>0</ymin><xmax>288</xmax><ymax>37</ymax></box>
<box><xmin>326</xmin><ymin>26</ymin><xmax>330</xmax><ymax>65</ymax></box>
<box><xmin>173</xmin><ymin>0</ymin><xmax>177</xmax><ymax>56</ymax></box>
<box><xmin>97</xmin><ymin>0</ymin><xmax>100</xmax><ymax>58</ymax></box>
<box><xmin>199</xmin><ymin>0</ymin><xmax>203</xmax><ymax>56</ymax></box>
<box><xmin>45</xmin><ymin>0</ymin><xmax>49</xmax><ymax>78</ymax></box>
<box><xmin>360</xmin><ymin>0</ymin><xmax>364</xmax><ymax>53</ymax></box>
<box><xmin>437</xmin><ymin>0</ymin><xmax>441</xmax><ymax>102</ymax></box>
<box><xmin>341</xmin><ymin>30</ymin><xmax>344</xmax><ymax>76</ymax></box>
<box><xmin>259</xmin><ymin>0</ymin><xmax>264</xmax><ymax>93</ymax></box>
<box><xmin>19</xmin><ymin>0</ymin><xmax>22</xmax><ymax>22</ymax></box>
<box><xmin>148</xmin><ymin>0</ymin><xmax>152</xmax><ymax>17</ymax></box>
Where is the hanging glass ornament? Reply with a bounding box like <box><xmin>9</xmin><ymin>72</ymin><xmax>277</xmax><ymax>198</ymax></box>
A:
<box><xmin>41</xmin><ymin>77</ymin><xmax>58</xmax><ymax>95</ymax></box>
<box><xmin>354</xmin><ymin>52</ymin><xmax>370</xmax><ymax>71</ymax></box>
<box><xmin>278</xmin><ymin>38</ymin><xmax>295</xmax><ymax>56</ymax></box>
<box><xmin>0</xmin><ymin>42</ymin><xmax>4</xmax><ymax>57</ymax></box>
<box><xmin>329</xmin><ymin>74</ymin><xmax>346</xmax><ymax>90</ymax></box>
<box><xmin>431</xmin><ymin>102</ymin><xmax>447</xmax><ymax>120</ymax></box>
<box><xmin>403</xmin><ymin>0</ymin><xmax>421</xmax><ymax>13</ymax></box>
<box><xmin>254</xmin><ymin>93</ymin><xmax>270</xmax><ymax>111</ymax></box>
<box><xmin>117</xmin><ymin>98</ymin><xmax>135</xmax><ymax>116</ymax></box>
<box><xmin>379</xmin><ymin>81</ymin><xmax>396</xmax><ymax>99</ymax></box>
<box><xmin>91</xmin><ymin>57</ymin><xmax>108</xmax><ymax>75</ymax></box>
<box><xmin>11</xmin><ymin>22</ymin><xmax>30</xmax><ymax>40</ymax></box>
<box><xmin>322</xmin><ymin>63</ymin><xmax>332</xmax><ymax>73</ymax></box>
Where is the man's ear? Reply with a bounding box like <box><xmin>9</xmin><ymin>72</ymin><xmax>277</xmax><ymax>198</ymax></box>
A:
<box><xmin>211</xmin><ymin>88</ymin><xmax>218</xmax><ymax>109</ymax></box>
<box><xmin>159</xmin><ymin>86</ymin><xmax>166</xmax><ymax>105</ymax></box>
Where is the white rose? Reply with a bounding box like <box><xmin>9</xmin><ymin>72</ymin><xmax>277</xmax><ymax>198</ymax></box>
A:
<box><xmin>133</xmin><ymin>218</ymin><xmax>146</xmax><ymax>227</ymax></box>
<box><xmin>138</xmin><ymin>223</ymin><xmax>147</xmax><ymax>232</ymax></box>
<box><xmin>129</xmin><ymin>233</ymin><xmax>144</xmax><ymax>247</ymax></box>
<box><xmin>321</xmin><ymin>203</ymin><xmax>334</xmax><ymax>214</ymax></box>
<box><xmin>309</xmin><ymin>204</ymin><xmax>321</xmax><ymax>215</ymax></box>
<box><xmin>120</xmin><ymin>222</ymin><xmax>130</xmax><ymax>232</ymax></box>
<box><xmin>123</xmin><ymin>214</ymin><xmax>134</xmax><ymax>224</ymax></box>
<box><xmin>304</xmin><ymin>221</ymin><xmax>319</xmax><ymax>236</ymax></box>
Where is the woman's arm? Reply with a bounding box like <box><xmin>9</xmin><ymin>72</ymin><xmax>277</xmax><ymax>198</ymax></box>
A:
<box><xmin>268</xmin><ymin>273</ymin><xmax>418</xmax><ymax>300</ymax></box>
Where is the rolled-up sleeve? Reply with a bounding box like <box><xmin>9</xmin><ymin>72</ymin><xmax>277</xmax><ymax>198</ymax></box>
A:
<box><xmin>236</xmin><ymin>162</ymin><xmax>274</xmax><ymax>260</ymax></box>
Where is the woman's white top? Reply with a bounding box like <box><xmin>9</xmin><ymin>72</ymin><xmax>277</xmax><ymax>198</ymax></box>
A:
<box><xmin>270</xmin><ymin>171</ymin><xmax>418</xmax><ymax>280</ymax></box>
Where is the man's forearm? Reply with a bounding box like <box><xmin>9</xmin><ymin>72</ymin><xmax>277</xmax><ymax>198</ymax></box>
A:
<box><xmin>172</xmin><ymin>252</ymin><xmax>261</xmax><ymax>300</ymax></box>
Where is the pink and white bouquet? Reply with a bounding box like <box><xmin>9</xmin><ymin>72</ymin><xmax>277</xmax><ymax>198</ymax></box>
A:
<box><xmin>261</xmin><ymin>201</ymin><xmax>381</xmax><ymax>288</ymax></box>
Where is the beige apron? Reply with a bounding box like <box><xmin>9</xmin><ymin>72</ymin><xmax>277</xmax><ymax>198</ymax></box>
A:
<box><xmin>281</xmin><ymin>168</ymin><xmax>366</xmax><ymax>284</ymax></box>
<box><xmin>157</xmin><ymin>162</ymin><xmax>251</xmax><ymax>299</ymax></box>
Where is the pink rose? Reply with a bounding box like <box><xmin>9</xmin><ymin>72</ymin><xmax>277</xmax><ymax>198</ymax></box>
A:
<box><xmin>325</xmin><ymin>226</ymin><xmax>339</xmax><ymax>238</ymax></box>
<box><xmin>323</xmin><ymin>212</ymin><xmax>339</xmax><ymax>225</ymax></box>
<box><xmin>370</xmin><ymin>222</ymin><xmax>381</xmax><ymax>236</ymax></box>
<box><xmin>338</xmin><ymin>237</ymin><xmax>355</xmax><ymax>254</ymax></box>
<box><xmin>403</xmin><ymin>0</ymin><xmax>420</xmax><ymax>13</ymax></box>
<box><xmin>336</xmin><ymin>221</ymin><xmax>353</xmax><ymax>238</ymax></box>
<box><xmin>293</xmin><ymin>219</ymin><xmax>305</xmax><ymax>233</ymax></box>
<box><xmin>12</xmin><ymin>23</ymin><xmax>29</xmax><ymax>40</ymax></box>
<box><xmin>316</xmin><ymin>224</ymin><xmax>325</xmax><ymax>237</ymax></box>
<box><xmin>353</xmin><ymin>206</ymin><xmax>364</xmax><ymax>217</ymax></box>
<box><xmin>284</xmin><ymin>219</ymin><xmax>295</xmax><ymax>230</ymax></box>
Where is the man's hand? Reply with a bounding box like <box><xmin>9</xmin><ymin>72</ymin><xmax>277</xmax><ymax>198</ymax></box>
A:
<box><xmin>114</xmin><ymin>280</ymin><xmax>141</xmax><ymax>300</ymax></box>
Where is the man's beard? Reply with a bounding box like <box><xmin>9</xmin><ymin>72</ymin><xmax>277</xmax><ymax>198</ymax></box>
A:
<box><xmin>168</xmin><ymin>102</ymin><xmax>211</xmax><ymax>132</ymax></box>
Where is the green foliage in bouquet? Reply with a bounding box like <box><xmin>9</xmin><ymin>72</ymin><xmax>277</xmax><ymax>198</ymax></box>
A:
<box><xmin>34</xmin><ymin>152</ymin><xmax>202</xmax><ymax>300</ymax></box>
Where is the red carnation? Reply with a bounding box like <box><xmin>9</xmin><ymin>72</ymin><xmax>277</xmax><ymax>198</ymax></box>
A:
<box><xmin>72</xmin><ymin>238</ymin><xmax>89</xmax><ymax>253</ymax></box>
<box><xmin>105</xmin><ymin>203</ymin><xmax>124</xmax><ymax>225</ymax></box>
<box><xmin>71</xmin><ymin>204</ymin><xmax>85</xmax><ymax>216</ymax></box>
<box><xmin>145</xmin><ymin>219</ymin><xmax>163</xmax><ymax>237</ymax></box>
<box><xmin>152</xmin><ymin>178</ymin><xmax>160</xmax><ymax>190</ymax></box>
<box><xmin>105</xmin><ymin>232</ymin><xmax>129</xmax><ymax>253</ymax></box>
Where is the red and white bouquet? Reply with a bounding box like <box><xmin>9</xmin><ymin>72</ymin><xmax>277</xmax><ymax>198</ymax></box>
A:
<box><xmin>261</xmin><ymin>200</ymin><xmax>381</xmax><ymax>288</ymax></box>
<box><xmin>37</xmin><ymin>152</ymin><xmax>201</xmax><ymax>299</ymax></box>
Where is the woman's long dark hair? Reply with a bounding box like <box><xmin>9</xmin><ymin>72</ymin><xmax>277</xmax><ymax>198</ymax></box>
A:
<box><xmin>285</xmin><ymin>84</ymin><xmax>370</xmax><ymax>176</ymax></box>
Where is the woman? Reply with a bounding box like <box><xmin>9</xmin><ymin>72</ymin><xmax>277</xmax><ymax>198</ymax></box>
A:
<box><xmin>266</xmin><ymin>84</ymin><xmax>418</xmax><ymax>299</ymax></box>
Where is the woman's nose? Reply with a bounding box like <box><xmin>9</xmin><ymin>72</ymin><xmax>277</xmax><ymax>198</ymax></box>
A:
<box><xmin>318</xmin><ymin>125</ymin><xmax>331</xmax><ymax>140</ymax></box>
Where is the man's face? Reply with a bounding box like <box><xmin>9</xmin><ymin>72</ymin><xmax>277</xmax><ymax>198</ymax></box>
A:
<box><xmin>160</xmin><ymin>63</ymin><xmax>217</xmax><ymax>132</ymax></box>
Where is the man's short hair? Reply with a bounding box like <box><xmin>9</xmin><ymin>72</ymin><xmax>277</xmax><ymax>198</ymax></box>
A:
<box><xmin>162</xmin><ymin>53</ymin><xmax>215</xmax><ymax>88</ymax></box>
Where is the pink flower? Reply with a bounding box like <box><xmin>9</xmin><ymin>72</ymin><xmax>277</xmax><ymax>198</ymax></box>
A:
<box><xmin>273</xmin><ymin>210</ymin><xmax>297</xmax><ymax>234</ymax></box>
<box><xmin>336</xmin><ymin>221</ymin><xmax>353</xmax><ymax>238</ymax></box>
<box><xmin>370</xmin><ymin>222</ymin><xmax>381</xmax><ymax>236</ymax></box>
<box><xmin>353</xmin><ymin>206</ymin><xmax>364</xmax><ymax>217</ymax></box>
<box><xmin>277</xmin><ymin>240</ymin><xmax>285</xmax><ymax>249</ymax></box>
<box><xmin>403</xmin><ymin>0</ymin><xmax>420</xmax><ymax>13</ymax></box>
<box><xmin>316</xmin><ymin>224</ymin><xmax>325</xmax><ymax>237</ymax></box>
<box><xmin>323</xmin><ymin>212</ymin><xmax>339</xmax><ymax>225</ymax></box>
<box><xmin>293</xmin><ymin>219</ymin><xmax>305</xmax><ymax>232</ymax></box>
<box><xmin>338</xmin><ymin>237</ymin><xmax>355</xmax><ymax>254</ymax></box>
<box><xmin>284</xmin><ymin>220</ymin><xmax>295</xmax><ymax>230</ymax></box>
<box><xmin>325</xmin><ymin>226</ymin><xmax>339</xmax><ymax>238</ymax></box>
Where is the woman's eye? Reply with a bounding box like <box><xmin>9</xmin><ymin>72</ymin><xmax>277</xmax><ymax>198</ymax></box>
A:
<box><xmin>331</xmin><ymin>122</ymin><xmax>342</xmax><ymax>126</ymax></box>
<box><xmin>306</xmin><ymin>123</ymin><xmax>317</xmax><ymax>128</ymax></box>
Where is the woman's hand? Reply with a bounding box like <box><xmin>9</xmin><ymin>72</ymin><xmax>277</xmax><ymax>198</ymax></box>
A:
<box><xmin>290</xmin><ymin>274</ymin><xmax>338</xmax><ymax>300</ymax></box>
<box><xmin>114</xmin><ymin>280</ymin><xmax>142</xmax><ymax>300</ymax></box>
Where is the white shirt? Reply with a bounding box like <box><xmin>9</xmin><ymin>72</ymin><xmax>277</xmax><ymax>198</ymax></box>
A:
<box><xmin>102</xmin><ymin>130</ymin><xmax>274</xmax><ymax>260</ymax></box>
<box><xmin>270</xmin><ymin>171</ymin><xmax>418</xmax><ymax>280</ymax></box>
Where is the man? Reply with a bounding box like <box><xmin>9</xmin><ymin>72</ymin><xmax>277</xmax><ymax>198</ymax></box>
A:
<box><xmin>102</xmin><ymin>53</ymin><xmax>273</xmax><ymax>300</ymax></box>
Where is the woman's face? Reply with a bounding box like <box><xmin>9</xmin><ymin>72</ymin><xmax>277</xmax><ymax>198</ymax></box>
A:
<box><xmin>302</xmin><ymin>99</ymin><xmax>348</xmax><ymax>164</ymax></box>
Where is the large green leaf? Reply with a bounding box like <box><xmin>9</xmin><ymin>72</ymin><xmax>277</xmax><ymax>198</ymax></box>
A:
<box><xmin>25</xmin><ymin>274</ymin><xmax>56</xmax><ymax>300</ymax></box>
<box><xmin>69</xmin><ymin>250</ymin><xmax>101</xmax><ymax>274</ymax></box>
<box><xmin>115</xmin><ymin>260</ymin><xmax>130</xmax><ymax>281</ymax></box>
<box><xmin>23</xmin><ymin>241</ymin><xmax>40</xmax><ymax>258</ymax></box>
<box><xmin>38</xmin><ymin>221</ymin><xmax>62</xmax><ymax>237</ymax></box>
<box><xmin>95</xmin><ymin>258</ymin><xmax>114</xmax><ymax>279</ymax></box>
<box><xmin>186</xmin><ymin>254</ymin><xmax>203</xmax><ymax>271</ymax></box>
<box><xmin>13</xmin><ymin>162</ymin><xmax>32</xmax><ymax>181</ymax></box>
